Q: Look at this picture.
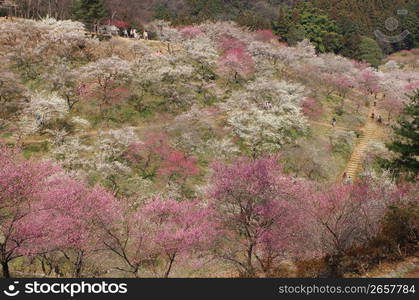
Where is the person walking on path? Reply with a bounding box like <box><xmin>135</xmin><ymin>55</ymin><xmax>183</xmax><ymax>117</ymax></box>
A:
<box><xmin>143</xmin><ymin>30</ymin><xmax>148</xmax><ymax>40</ymax></box>
<box><xmin>332</xmin><ymin>117</ymin><xmax>337</xmax><ymax>127</ymax></box>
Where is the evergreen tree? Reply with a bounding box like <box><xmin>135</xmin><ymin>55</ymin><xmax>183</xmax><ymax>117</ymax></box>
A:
<box><xmin>272</xmin><ymin>6</ymin><xmax>289</xmax><ymax>39</ymax></box>
<box><xmin>340</xmin><ymin>34</ymin><xmax>361</xmax><ymax>59</ymax></box>
<box><xmin>154</xmin><ymin>2</ymin><xmax>172</xmax><ymax>21</ymax></box>
<box><xmin>282</xmin><ymin>3</ymin><xmax>343</xmax><ymax>53</ymax></box>
<box><xmin>357</xmin><ymin>36</ymin><xmax>384</xmax><ymax>67</ymax></box>
<box><xmin>72</xmin><ymin>0</ymin><xmax>107</xmax><ymax>31</ymax></box>
<box><xmin>381</xmin><ymin>90</ymin><xmax>419</xmax><ymax>181</ymax></box>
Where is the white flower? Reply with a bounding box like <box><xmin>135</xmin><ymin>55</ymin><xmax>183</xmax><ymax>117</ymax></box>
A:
<box><xmin>223</xmin><ymin>78</ymin><xmax>308</xmax><ymax>155</ymax></box>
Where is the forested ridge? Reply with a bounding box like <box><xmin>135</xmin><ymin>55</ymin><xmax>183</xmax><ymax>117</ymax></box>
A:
<box><xmin>1</xmin><ymin>0</ymin><xmax>418</xmax><ymax>58</ymax></box>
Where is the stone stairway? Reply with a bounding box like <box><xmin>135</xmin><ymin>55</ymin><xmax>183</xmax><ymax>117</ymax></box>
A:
<box><xmin>344</xmin><ymin>109</ymin><xmax>385</xmax><ymax>179</ymax></box>
<box><xmin>345</xmin><ymin>120</ymin><xmax>376</xmax><ymax>178</ymax></box>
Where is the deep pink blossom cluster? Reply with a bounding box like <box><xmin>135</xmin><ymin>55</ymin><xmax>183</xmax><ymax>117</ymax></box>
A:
<box><xmin>217</xmin><ymin>37</ymin><xmax>255</xmax><ymax>80</ymax></box>
<box><xmin>125</xmin><ymin>132</ymin><xmax>199</xmax><ymax>182</ymax></box>
<box><xmin>0</xmin><ymin>143</ymin><xmax>415</xmax><ymax>277</ymax></box>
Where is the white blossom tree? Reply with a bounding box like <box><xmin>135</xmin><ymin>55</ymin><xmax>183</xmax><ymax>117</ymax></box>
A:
<box><xmin>223</xmin><ymin>78</ymin><xmax>308</xmax><ymax>157</ymax></box>
<box><xmin>78</xmin><ymin>56</ymin><xmax>133</xmax><ymax>112</ymax></box>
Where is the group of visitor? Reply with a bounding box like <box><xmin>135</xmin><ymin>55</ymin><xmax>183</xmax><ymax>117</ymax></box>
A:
<box><xmin>122</xmin><ymin>28</ymin><xmax>148</xmax><ymax>40</ymax></box>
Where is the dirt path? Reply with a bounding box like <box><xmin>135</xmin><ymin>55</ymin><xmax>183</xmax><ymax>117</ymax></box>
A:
<box><xmin>115</xmin><ymin>36</ymin><xmax>183</xmax><ymax>54</ymax></box>
<box><xmin>310</xmin><ymin>120</ymin><xmax>350</xmax><ymax>131</ymax></box>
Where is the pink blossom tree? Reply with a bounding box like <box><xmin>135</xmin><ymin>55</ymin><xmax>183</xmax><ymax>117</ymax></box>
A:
<box><xmin>217</xmin><ymin>37</ymin><xmax>254</xmax><ymax>80</ymax></box>
<box><xmin>322</xmin><ymin>74</ymin><xmax>355</xmax><ymax>108</ymax></box>
<box><xmin>357</xmin><ymin>69</ymin><xmax>380</xmax><ymax>97</ymax></box>
<box><xmin>158</xmin><ymin>149</ymin><xmax>199</xmax><ymax>184</ymax></box>
<box><xmin>140</xmin><ymin>198</ymin><xmax>216</xmax><ymax>277</ymax></box>
<box><xmin>404</xmin><ymin>81</ymin><xmax>419</xmax><ymax>92</ymax></box>
<box><xmin>124</xmin><ymin>132</ymin><xmax>171</xmax><ymax>180</ymax></box>
<box><xmin>302</xmin><ymin>97</ymin><xmax>323</xmax><ymax>119</ymax></box>
<box><xmin>309</xmin><ymin>181</ymin><xmax>391</xmax><ymax>277</ymax></box>
<box><xmin>0</xmin><ymin>144</ymin><xmax>59</xmax><ymax>277</ymax></box>
<box><xmin>125</xmin><ymin>132</ymin><xmax>199</xmax><ymax>185</ymax></box>
<box><xmin>378</xmin><ymin>96</ymin><xmax>405</xmax><ymax>122</ymax></box>
<box><xmin>104</xmin><ymin>198</ymin><xmax>215</xmax><ymax>277</ymax></box>
<box><xmin>78</xmin><ymin>56</ymin><xmax>133</xmax><ymax>113</ymax></box>
<box><xmin>38</xmin><ymin>177</ymin><xmax>119</xmax><ymax>277</ymax></box>
<box><xmin>208</xmin><ymin>157</ymin><xmax>313</xmax><ymax>276</ymax></box>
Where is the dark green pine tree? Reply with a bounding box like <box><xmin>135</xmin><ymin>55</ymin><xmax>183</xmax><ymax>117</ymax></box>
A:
<box><xmin>381</xmin><ymin>90</ymin><xmax>419</xmax><ymax>181</ymax></box>
<box><xmin>272</xmin><ymin>6</ymin><xmax>290</xmax><ymax>40</ymax></box>
<box><xmin>72</xmin><ymin>0</ymin><xmax>107</xmax><ymax>31</ymax></box>
<box><xmin>357</xmin><ymin>36</ymin><xmax>384</xmax><ymax>68</ymax></box>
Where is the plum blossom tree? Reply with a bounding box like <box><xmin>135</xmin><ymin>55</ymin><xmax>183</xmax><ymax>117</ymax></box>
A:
<box><xmin>22</xmin><ymin>92</ymin><xmax>69</xmax><ymax>134</ymax></box>
<box><xmin>0</xmin><ymin>18</ymin><xmax>93</xmax><ymax>81</ymax></box>
<box><xmin>132</xmin><ymin>54</ymin><xmax>197</xmax><ymax>109</ymax></box>
<box><xmin>0</xmin><ymin>68</ymin><xmax>29</xmax><ymax>120</ymax></box>
<box><xmin>104</xmin><ymin>198</ymin><xmax>215</xmax><ymax>277</ymax></box>
<box><xmin>378</xmin><ymin>96</ymin><xmax>405</xmax><ymax>122</ymax></box>
<box><xmin>181</xmin><ymin>35</ymin><xmax>218</xmax><ymax>66</ymax></box>
<box><xmin>139</xmin><ymin>198</ymin><xmax>216</xmax><ymax>277</ymax></box>
<box><xmin>324</xmin><ymin>74</ymin><xmax>354</xmax><ymax>98</ymax></box>
<box><xmin>0</xmin><ymin>144</ymin><xmax>59</xmax><ymax>277</ymax></box>
<box><xmin>125</xmin><ymin>132</ymin><xmax>173</xmax><ymax>180</ymax></box>
<box><xmin>378</xmin><ymin>71</ymin><xmax>419</xmax><ymax>111</ymax></box>
<box><xmin>37</xmin><ymin>177</ymin><xmax>119</xmax><ymax>277</ymax></box>
<box><xmin>309</xmin><ymin>181</ymin><xmax>392</xmax><ymax>277</ymax></box>
<box><xmin>295</xmin><ymin>39</ymin><xmax>316</xmax><ymax>59</ymax></box>
<box><xmin>217</xmin><ymin>37</ymin><xmax>254</xmax><ymax>80</ymax></box>
<box><xmin>50</xmin><ymin>127</ymin><xmax>138</xmax><ymax>197</ymax></box>
<box><xmin>357</xmin><ymin>69</ymin><xmax>380</xmax><ymax>97</ymax></box>
<box><xmin>224</xmin><ymin>78</ymin><xmax>308</xmax><ymax>157</ymax></box>
<box><xmin>41</xmin><ymin>60</ymin><xmax>82</xmax><ymax>111</ymax></box>
<box><xmin>36</xmin><ymin>17</ymin><xmax>90</xmax><ymax>60</ymax></box>
<box><xmin>301</xmin><ymin>97</ymin><xmax>323</xmax><ymax>120</ymax></box>
<box><xmin>178</xmin><ymin>26</ymin><xmax>204</xmax><ymax>39</ymax></box>
<box><xmin>158</xmin><ymin>149</ymin><xmax>199</xmax><ymax>183</ymax></box>
<box><xmin>208</xmin><ymin>157</ymin><xmax>313</xmax><ymax>276</ymax></box>
<box><xmin>147</xmin><ymin>20</ymin><xmax>181</xmax><ymax>43</ymax></box>
<box><xmin>0</xmin><ymin>19</ymin><xmax>45</xmax><ymax>80</ymax></box>
<box><xmin>78</xmin><ymin>56</ymin><xmax>133</xmax><ymax>113</ymax></box>
<box><xmin>125</xmin><ymin>132</ymin><xmax>199</xmax><ymax>186</ymax></box>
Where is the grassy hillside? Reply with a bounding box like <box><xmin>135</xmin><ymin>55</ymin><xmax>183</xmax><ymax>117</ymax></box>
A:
<box><xmin>0</xmin><ymin>17</ymin><xmax>417</xmax><ymax>278</ymax></box>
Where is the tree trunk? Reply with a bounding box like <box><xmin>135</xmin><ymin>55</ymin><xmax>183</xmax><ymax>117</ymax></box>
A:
<box><xmin>245</xmin><ymin>244</ymin><xmax>256</xmax><ymax>277</ymax></box>
<box><xmin>74</xmin><ymin>254</ymin><xmax>84</xmax><ymax>278</ymax></box>
<box><xmin>164</xmin><ymin>254</ymin><xmax>175</xmax><ymax>278</ymax></box>
<box><xmin>326</xmin><ymin>253</ymin><xmax>343</xmax><ymax>278</ymax></box>
<box><xmin>2</xmin><ymin>261</ymin><xmax>10</xmax><ymax>278</ymax></box>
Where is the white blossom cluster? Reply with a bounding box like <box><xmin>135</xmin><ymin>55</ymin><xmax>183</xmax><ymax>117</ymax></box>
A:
<box><xmin>51</xmin><ymin>127</ymin><xmax>138</xmax><ymax>184</ymax></box>
<box><xmin>146</xmin><ymin>20</ymin><xmax>181</xmax><ymax>42</ymax></box>
<box><xmin>198</xmin><ymin>21</ymin><xmax>250</xmax><ymax>45</ymax></box>
<box><xmin>18</xmin><ymin>92</ymin><xmax>69</xmax><ymax>133</ymax></box>
<box><xmin>182</xmin><ymin>35</ymin><xmax>219</xmax><ymax>64</ymax></box>
<box><xmin>223</xmin><ymin>78</ymin><xmax>308</xmax><ymax>155</ymax></box>
<box><xmin>78</xmin><ymin>56</ymin><xmax>133</xmax><ymax>83</ymax></box>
